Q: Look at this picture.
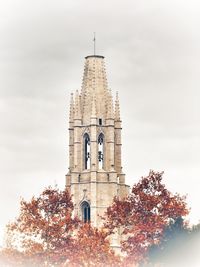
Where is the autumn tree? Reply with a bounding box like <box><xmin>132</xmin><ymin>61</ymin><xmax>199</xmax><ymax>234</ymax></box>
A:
<box><xmin>0</xmin><ymin>187</ymin><xmax>120</xmax><ymax>267</ymax></box>
<box><xmin>104</xmin><ymin>171</ymin><xmax>189</xmax><ymax>266</ymax></box>
<box><xmin>1</xmin><ymin>187</ymin><xmax>79</xmax><ymax>266</ymax></box>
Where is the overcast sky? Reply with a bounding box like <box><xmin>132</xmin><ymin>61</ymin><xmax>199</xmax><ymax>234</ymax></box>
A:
<box><xmin>0</xmin><ymin>0</ymin><xmax>200</xmax><ymax>245</ymax></box>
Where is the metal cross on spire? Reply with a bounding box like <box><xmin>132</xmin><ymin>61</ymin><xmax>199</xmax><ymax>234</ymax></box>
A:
<box><xmin>93</xmin><ymin>32</ymin><xmax>96</xmax><ymax>55</ymax></box>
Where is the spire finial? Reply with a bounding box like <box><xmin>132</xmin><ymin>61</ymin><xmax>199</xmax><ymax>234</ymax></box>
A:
<box><xmin>93</xmin><ymin>32</ymin><xmax>96</xmax><ymax>55</ymax></box>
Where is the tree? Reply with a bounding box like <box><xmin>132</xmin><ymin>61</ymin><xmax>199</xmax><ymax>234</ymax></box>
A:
<box><xmin>104</xmin><ymin>171</ymin><xmax>189</xmax><ymax>266</ymax></box>
<box><xmin>145</xmin><ymin>217</ymin><xmax>189</xmax><ymax>266</ymax></box>
<box><xmin>0</xmin><ymin>187</ymin><xmax>120</xmax><ymax>267</ymax></box>
<box><xmin>1</xmin><ymin>187</ymin><xmax>79</xmax><ymax>266</ymax></box>
<box><xmin>144</xmin><ymin>221</ymin><xmax>200</xmax><ymax>267</ymax></box>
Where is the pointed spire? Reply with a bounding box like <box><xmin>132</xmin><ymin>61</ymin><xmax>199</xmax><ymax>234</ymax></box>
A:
<box><xmin>115</xmin><ymin>91</ymin><xmax>121</xmax><ymax>121</ymax></box>
<box><xmin>74</xmin><ymin>90</ymin><xmax>81</xmax><ymax>119</ymax></box>
<box><xmin>81</xmin><ymin>56</ymin><xmax>108</xmax><ymax>124</ymax></box>
<box><xmin>69</xmin><ymin>93</ymin><xmax>74</xmax><ymax>122</ymax></box>
<box><xmin>91</xmin><ymin>93</ymin><xmax>97</xmax><ymax>118</ymax></box>
<box><xmin>106</xmin><ymin>88</ymin><xmax>114</xmax><ymax>119</ymax></box>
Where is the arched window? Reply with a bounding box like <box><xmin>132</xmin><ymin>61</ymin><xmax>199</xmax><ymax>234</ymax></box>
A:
<box><xmin>98</xmin><ymin>133</ymin><xmax>104</xmax><ymax>169</ymax></box>
<box><xmin>84</xmin><ymin>133</ymin><xmax>90</xmax><ymax>170</ymax></box>
<box><xmin>81</xmin><ymin>201</ymin><xmax>90</xmax><ymax>223</ymax></box>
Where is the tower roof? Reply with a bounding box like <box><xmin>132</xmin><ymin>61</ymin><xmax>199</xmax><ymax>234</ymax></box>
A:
<box><xmin>81</xmin><ymin>55</ymin><xmax>111</xmax><ymax>124</ymax></box>
<box><xmin>85</xmin><ymin>55</ymin><xmax>104</xmax><ymax>59</ymax></box>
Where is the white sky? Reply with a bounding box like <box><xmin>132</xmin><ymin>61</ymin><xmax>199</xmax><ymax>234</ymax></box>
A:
<box><xmin>0</xmin><ymin>0</ymin><xmax>200</xmax><ymax>245</ymax></box>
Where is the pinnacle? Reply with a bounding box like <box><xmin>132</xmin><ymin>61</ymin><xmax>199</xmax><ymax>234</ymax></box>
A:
<box><xmin>115</xmin><ymin>91</ymin><xmax>121</xmax><ymax>121</ymax></box>
<box><xmin>69</xmin><ymin>93</ymin><xmax>74</xmax><ymax>121</ymax></box>
<box><xmin>74</xmin><ymin>90</ymin><xmax>81</xmax><ymax>119</ymax></box>
<box><xmin>106</xmin><ymin>88</ymin><xmax>114</xmax><ymax>119</ymax></box>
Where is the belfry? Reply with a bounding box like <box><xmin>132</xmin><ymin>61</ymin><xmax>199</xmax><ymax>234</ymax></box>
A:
<box><xmin>66</xmin><ymin>55</ymin><xmax>129</xmax><ymax>234</ymax></box>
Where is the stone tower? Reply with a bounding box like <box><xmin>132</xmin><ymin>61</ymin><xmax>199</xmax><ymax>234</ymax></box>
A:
<box><xmin>66</xmin><ymin>55</ymin><xmax>129</xmax><ymax>238</ymax></box>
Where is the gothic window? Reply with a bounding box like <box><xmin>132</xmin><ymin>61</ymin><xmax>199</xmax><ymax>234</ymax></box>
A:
<box><xmin>99</xmin><ymin>118</ymin><xmax>102</xmax><ymax>125</ymax></box>
<box><xmin>84</xmin><ymin>133</ymin><xmax>90</xmax><ymax>170</ymax></box>
<box><xmin>98</xmin><ymin>133</ymin><xmax>104</xmax><ymax>169</ymax></box>
<box><xmin>81</xmin><ymin>201</ymin><xmax>90</xmax><ymax>223</ymax></box>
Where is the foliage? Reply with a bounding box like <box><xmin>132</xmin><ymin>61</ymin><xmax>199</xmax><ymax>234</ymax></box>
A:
<box><xmin>104</xmin><ymin>170</ymin><xmax>189</xmax><ymax>265</ymax></box>
<box><xmin>0</xmin><ymin>186</ymin><xmax>120</xmax><ymax>267</ymax></box>
<box><xmin>0</xmin><ymin>171</ymin><xmax>192</xmax><ymax>267</ymax></box>
<box><xmin>144</xmin><ymin>220</ymin><xmax>200</xmax><ymax>267</ymax></box>
<box><xmin>144</xmin><ymin>217</ymin><xmax>189</xmax><ymax>266</ymax></box>
<box><xmin>63</xmin><ymin>223</ymin><xmax>121</xmax><ymax>267</ymax></box>
<box><xmin>1</xmin><ymin>187</ymin><xmax>79</xmax><ymax>266</ymax></box>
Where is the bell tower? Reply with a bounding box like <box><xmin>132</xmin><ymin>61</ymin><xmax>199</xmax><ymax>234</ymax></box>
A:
<box><xmin>66</xmin><ymin>55</ymin><xmax>129</xmax><ymax>229</ymax></box>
